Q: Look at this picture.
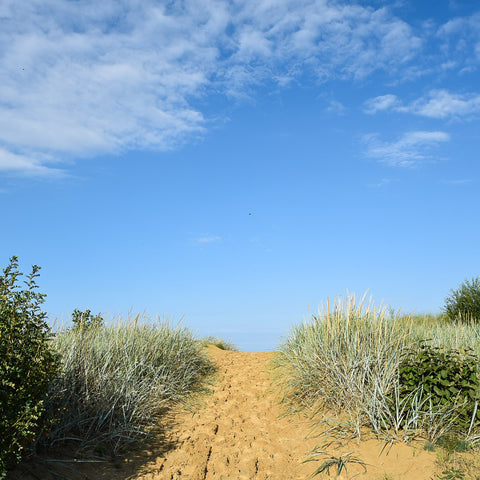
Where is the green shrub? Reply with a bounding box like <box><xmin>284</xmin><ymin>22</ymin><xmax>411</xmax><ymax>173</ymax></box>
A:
<box><xmin>0</xmin><ymin>256</ymin><xmax>59</xmax><ymax>478</ymax></box>
<box><xmin>397</xmin><ymin>341</ymin><xmax>480</xmax><ymax>430</ymax></box>
<box><xmin>71</xmin><ymin>308</ymin><xmax>104</xmax><ymax>332</ymax></box>
<box><xmin>444</xmin><ymin>277</ymin><xmax>480</xmax><ymax>322</ymax></box>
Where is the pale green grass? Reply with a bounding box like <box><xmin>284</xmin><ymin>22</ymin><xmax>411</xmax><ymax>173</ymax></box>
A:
<box><xmin>274</xmin><ymin>294</ymin><xmax>480</xmax><ymax>445</ymax></box>
<box><xmin>200</xmin><ymin>336</ymin><xmax>239</xmax><ymax>351</ymax></box>
<box><xmin>42</xmin><ymin>315</ymin><xmax>215</xmax><ymax>454</ymax></box>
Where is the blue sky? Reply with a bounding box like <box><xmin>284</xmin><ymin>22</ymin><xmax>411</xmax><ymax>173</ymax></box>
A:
<box><xmin>1</xmin><ymin>0</ymin><xmax>479</xmax><ymax>351</ymax></box>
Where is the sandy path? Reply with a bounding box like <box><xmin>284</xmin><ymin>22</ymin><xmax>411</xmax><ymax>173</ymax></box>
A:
<box><xmin>130</xmin><ymin>347</ymin><xmax>439</xmax><ymax>480</ymax></box>
<box><xmin>134</xmin><ymin>347</ymin><xmax>318</xmax><ymax>480</ymax></box>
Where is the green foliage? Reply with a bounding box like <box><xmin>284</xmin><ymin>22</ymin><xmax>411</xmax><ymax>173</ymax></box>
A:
<box><xmin>71</xmin><ymin>308</ymin><xmax>104</xmax><ymax>332</ymax></box>
<box><xmin>0</xmin><ymin>256</ymin><xmax>59</xmax><ymax>478</ymax></box>
<box><xmin>437</xmin><ymin>467</ymin><xmax>466</xmax><ymax>480</ymax></box>
<box><xmin>276</xmin><ymin>294</ymin><xmax>480</xmax><ymax>445</ymax></box>
<box><xmin>444</xmin><ymin>277</ymin><xmax>480</xmax><ymax>322</ymax></box>
<box><xmin>436</xmin><ymin>434</ymin><xmax>472</xmax><ymax>453</ymax></box>
<box><xmin>397</xmin><ymin>341</ymin><xmax>480</xmax><ymax>430</ymax></box>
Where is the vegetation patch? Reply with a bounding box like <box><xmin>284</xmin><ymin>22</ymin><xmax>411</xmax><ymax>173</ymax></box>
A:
<box><xmin>1</xmin><ymin>256</ymin><xmax>217</xmax><ymax>477</ymax></box>
<box><xmin>0</xmin><ymin>257</ymin><xmax>59</xmax><ymax>478</ymax></box>
<box><xmin>200</xmin><ymin>336</ymin><xmax>239</xmax><ymax>351</ymax></box>
<box><xmin>397</xmin><ymin>341</ymin><xmax>480</xmax><ymax>433</ymax></box>
<box><xmin>444</xmin><ymin>277</ymin><xmax>480</xmax><ymax>323</ymax></box>
<box><xmin>274</xmin><ymin>294</ymin><xmax>480</xmax><ymax>447</ymax></box>
<box><xmin>42</xmin><ymin>316</ymin><xmax>216</xmax><ymax>455</ymax></box>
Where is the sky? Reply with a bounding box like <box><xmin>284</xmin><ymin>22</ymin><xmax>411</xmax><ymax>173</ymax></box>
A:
<box><xmin>1</xmin><ymin>0</ymin><xmax>479</xmax><ymax>351</ymax></box>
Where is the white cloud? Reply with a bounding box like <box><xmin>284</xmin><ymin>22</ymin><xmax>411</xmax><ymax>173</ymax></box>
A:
<box><xmin>0</xmin><ymin>0</ymin><xmax>432</xmax><ymax>176</ymax></box>
<box><xmin>363</xmin><ymin>130</ymin><xmax>450</xmax><ymax>167</ymax></box>
<box><xmin>438</xmin><ymin>12</ymin><xmax>480</xmax><ymax>65</ymax></box>
<box><xmin>440</xmin><ymin>178</ymin><xmax>473</xmax><ymax>185</ymax></box>
<box><xmin>410</xmin><ymin>90</ymin><xmax>480</xmax><ymax>119</ymax></box>
<box><xmin>363</xmin><ymin>94</ymin><xmax>401</xmax><ymax>114</ymax></box>
<box><xmin>0</xmin><ymin>147</ymin><xmax>66</xmax><ymax>177</ymax></box>
<box><xmin>195</xmin><ymin>235</ymin><xmax>222</xmax><ymax>244</ymax></box>
<box><xmin>366</xmin><ymin>177</ymin><xmax>393</xmax><ymax>188</ymax></box>
<box><xmin>325</xmin><ymin>99</ymin><xmax>347</xmax><ymax>115</ymax></box>
<box><xmin>364</xmin><ymin>89</ymin><xmax>480</xmax><ymax>119</ymax></box>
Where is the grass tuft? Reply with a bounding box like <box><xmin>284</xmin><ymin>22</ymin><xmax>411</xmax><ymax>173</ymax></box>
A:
<box><xmin>200</xmin><ymin>336</ymin><xmax>239</xmax><ymax>351</ymax></box>
<box><xmin>40</xmin><ymin>315</ymin><xmax>216</xmax><ymax>455</ymax></box>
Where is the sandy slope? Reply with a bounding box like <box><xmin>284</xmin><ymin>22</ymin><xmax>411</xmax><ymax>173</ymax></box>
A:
<box><xmin>10</xmin><ymin>346</ymin><xmax>459</xmax><ymax>480</ymax></box>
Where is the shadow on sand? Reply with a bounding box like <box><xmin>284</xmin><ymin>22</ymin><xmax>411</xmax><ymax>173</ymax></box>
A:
<box><xmin>6</xmin><ymin>411</ymin><xmax>183</xmax><ymax>480</ymax></box>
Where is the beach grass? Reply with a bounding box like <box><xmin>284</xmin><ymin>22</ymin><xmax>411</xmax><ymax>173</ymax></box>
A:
<box><xmin>40</xmin><ymin>315</ymin><xmax>216</xmax><ymax>455</ymax></box>
<box><xmin>273</xmin><ymin>294</ymin><xmax>480</xmax><ymax>446</ymax></box>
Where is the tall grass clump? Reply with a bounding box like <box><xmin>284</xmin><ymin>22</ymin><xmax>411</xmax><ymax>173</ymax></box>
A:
<box><xmin>274</xmin><ymin>294</ymin><xmax>480</xmax><ymax>444</ymax></box>
<box><xmin>274</xmin><ymin>294</ymin><xmax>411</xmax><ymax>437</ymax></box>
<box><xmin>42</xmin><ymin>315</ymin><xmax>215</xmax><ymax>455</ymax></box>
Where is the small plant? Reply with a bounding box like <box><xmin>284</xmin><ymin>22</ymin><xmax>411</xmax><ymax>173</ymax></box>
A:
<box><xmin>425</xmin><ymin>441</ymin><xmax>436</xmax><ymax>451</ymax></box>
<box><xmin>437</xmin><ymin>434</ymin><xmax>472</xmax><ymax>453</ymax></box>
<box><xmin>201</xmin><ymin>336</ymin><xmax>238</xmax><ymax>351</ymax></box>
<box><xmin>0</xmin><ymin>256</ymin><xmax>59</xmax><ymax>478</ymax></box>
<box><xmin>303</xmin><ymin>450</ymin><xmax>367</xmax><ymax>478</ymax></box>
<box><xmin>444</xmin><ymin>277</ymin><xmax>480</xmax><ymax>322</ymax></box>
<box><xmin>437</xmin><ymin>467</ymin><xmax>466</xmax><ymax>480</ymax></box>
<box><xmin>71</xmin><ymin>308</ymin><xmax>104</xmax><ymax>332</ymax></box>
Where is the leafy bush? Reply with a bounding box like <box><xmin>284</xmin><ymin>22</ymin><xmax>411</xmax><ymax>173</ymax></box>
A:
<box><xmin>71</xmin><ymin>308</ymin><xmax>104</xmax><ymax>332</ymax></box>
<box><xmin>0</xmin><ymin>257</ymin><xmax>59</xmax><ymax>478</ymax></box>
<box><xmin>444</xmin><ymin>277</ymin><xmax>480</xmax><ymax>322</ymax></box>
<box><xmin>397</xmin><ymin>341</ymin><xmax>480</xmax><ymax>430</ymax></box>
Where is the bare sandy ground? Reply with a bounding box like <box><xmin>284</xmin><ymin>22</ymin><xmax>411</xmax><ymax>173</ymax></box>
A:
<box><xmin>10</xmin><ymin>346</ymin><xmax>478</xmax><ymax>479</ymax></box>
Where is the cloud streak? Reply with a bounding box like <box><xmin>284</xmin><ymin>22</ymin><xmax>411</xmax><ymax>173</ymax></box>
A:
<box><xmin>363</xmin><ymin>131</ymin><xmax>450</xmax><ymax>167</ymax></box>
<box><xmin>195</xmin><ymin>235</ymin><xmax>222</xmax><ymax>244</ymax></box>
<box><xmin>364</xmin><ymin>90</ymin><xmax>480</xmax><ymax>119</ymax></box>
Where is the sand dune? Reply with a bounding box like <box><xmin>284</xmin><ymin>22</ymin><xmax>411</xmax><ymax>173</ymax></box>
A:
<box><xmin>10</xmin><ymin>346</ymin><xmax>462</xmax><ymax>479</ymax></box>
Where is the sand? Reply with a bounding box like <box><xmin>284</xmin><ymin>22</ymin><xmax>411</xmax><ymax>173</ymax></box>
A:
<box><xmin>126</xmin><ymin>346</ymin><xmax>438</xmax><ymax>480</ymax></box>
<box><xmin>10</xmin><ymin>345</ymin><xmax>474</xmax><ymax>479</ymax></box>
